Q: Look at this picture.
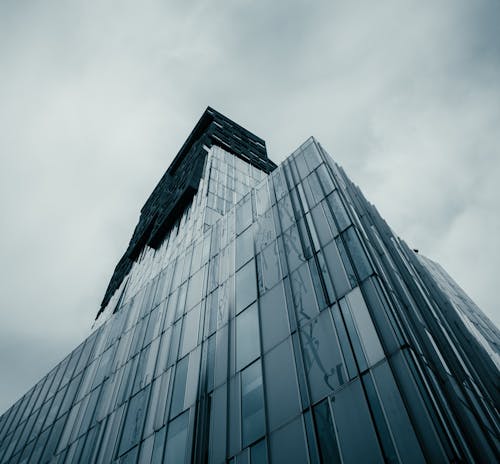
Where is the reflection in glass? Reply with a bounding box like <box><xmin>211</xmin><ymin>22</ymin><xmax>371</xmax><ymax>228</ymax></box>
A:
<box><xmin>241</xmin><ymin>361</ymin><xmax>265</xmax><ymax>446</ymax></box>
<box><xmin>164</xmin><ymin>410</ymin><xmax>190</xmax><ymax>464</ymax></box>
<box><xmin>236</xmin><ymin>260</ymin><xmax>257</xmax><ymax>313</ymax></box>
<box><xmin>236</xmin><ymin>303</ymin><xmax>260</xmax><ymax>371</ymax></box>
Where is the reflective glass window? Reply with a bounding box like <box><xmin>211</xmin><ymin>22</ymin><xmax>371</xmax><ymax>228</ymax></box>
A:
<box><xmin>236</xmin><ymin>194</ymin><xmax>253</xmax><ymax>234</ymax></box>
<box><xmin>270</xmin><ymin>416</ymin><xmax>308</xmax><ymax>464</ymax></box>
<box><xmin>342</xmin><ymin>227</ymin><xmax>372</xmax><ymax>281</ymax></box>
<box><xmin>236</xmin><ymin>303</ymin><xmax>260</xmax><ymax>371</ymax></box>
<box><xmin>185</xmin><ymin>268</ymin><xmax>204</xmax><ymax>311</ymax></box>
<box><xmin>327</xmin><ymin>190</ymin><xmax>350</xmax><ymax>232</ymax></box>
<box><xmin>180</xmin><ymin>304</ymin><xmax>200</xmax><ymax>358</ymax></box>
<box><xmin>346</xmin><ymin>287</ymin><xmax>384</xmax><ymax>366</ymax></box>
<box><xmin>290</xmin><ymin>262</ymin><xmax>319</xmax><ymax>326</ymax></box>
<box><xmin>282</xmin><ymin>225</ymin><xmax>305</xmax><ymax>273</ymax></box>
<box><xmin>300</xmin><ymin>310</ymin><xmax>346</xmax><ymax>402</ymax></box>
<box><xmin>260</xmin><ymin>282</ymin><xmax>290</xmax><ymax>353</ymax></box>
<box><xmin>332</xmin><ymin>379</ymin><xmax>384</xmax><ymax>464</ymax></box>
<box><xmin>322</xmin><ymin>241</ymin><xmax>351</xmax><ymax>299</ymax></box>
<box><xmin>264</xmin><ymin>339</ymin><xmax>301</xmax><ymax>431</ymax></box>
<box><xmin>313</xmin><ymin>399</ymin><xmax>341</xmax><ymax>464</ymax></box>
<box><xmin>236</xmin><ymin>259</ymin><xmax>257</xmax><ymax>314</ymax></box>
<box><xmin>251</xmin><ymin>439</ymin><xmax>268</xmax><ymax>464</ymax></box>
<box><xmin>170</xmin><ymin>356</ymin><xmax>189</xmax><ymax>418</ymax></box>
<box><xmin>118</xmin><ymin>386</ymin><xmax>150</xmax><ymax>456</ymax></box>
<box><xmin>241</xmin><ymin>360</ymin><xmax>265</xmax><ymax>446</ymax></box>
<box><xmin>151</xmin><ymin>426</ymin><xmax>166</xmax><ymax>463</ymax></box>
<box><xmin>257</xmin><ymin>240</ymin><xmax>281</xmax><ymax>294</ymax></box>
<box><xmin>236</xmin><ymin>225</ymin><xmax>254</xmax><ymax>270</ymax></box>
<box><xmin>278</xmin><ymin>196</ymin><xmax>295</xmax><ymax>231</ymax></box>
<box><xmin>164</xmin><ymin>410</ymin><xmax>189</xmax><ymax>464</ymax></box>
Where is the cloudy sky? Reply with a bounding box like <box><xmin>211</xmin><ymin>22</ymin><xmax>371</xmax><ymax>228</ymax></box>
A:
<box><xmin>0</xmin><ymin>0</ymin><xmax>499</xmax><ymax>413</ymax></box>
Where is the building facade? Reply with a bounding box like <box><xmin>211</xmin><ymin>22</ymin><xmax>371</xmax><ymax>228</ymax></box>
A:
<box><xmin>0</xmin><ymin>108</ymin><xmax>498</xmax><ymax>463</ymax></box>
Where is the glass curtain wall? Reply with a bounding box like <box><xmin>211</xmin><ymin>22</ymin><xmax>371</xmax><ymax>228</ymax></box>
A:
<box><xmin>0</xmin><ymin>140</ymin><xmax>498</xmax><ymax>464</ymax></box>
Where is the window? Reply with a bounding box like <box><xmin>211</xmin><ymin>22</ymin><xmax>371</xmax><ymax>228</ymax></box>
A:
<box><xmin>236</xmin><ymin>303</ymin><xmax>260</xmax><ymax>371</ymax></box>
<box><xmin>241</xmin><ymin>361</ymin><xmax>265</xmax><ymax>446</ymax></box>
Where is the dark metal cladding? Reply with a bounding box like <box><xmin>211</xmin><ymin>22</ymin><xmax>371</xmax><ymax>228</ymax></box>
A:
<box><xmin>98</xmin><ymin>107</ymin><xmax>276</xmax><ymax>317</ymax></box>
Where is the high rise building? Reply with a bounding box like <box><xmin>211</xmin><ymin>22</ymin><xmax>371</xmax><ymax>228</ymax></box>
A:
<box><xmin>0</xmin><ymin>107</ymin><xmax>498</xmax><ymax>463</ymax></box>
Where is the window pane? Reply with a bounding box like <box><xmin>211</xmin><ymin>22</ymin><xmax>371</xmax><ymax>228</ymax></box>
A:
<box><xmin>346</xmin><ymin>287</ymin><xmax>384</xmax><ymax>366</ymax></box>
<box><xmin>342</xmin><ymin>227</ymin><xmax>372</xmax><ymax>281</ymax></box>
<box><xmin>170</xmin><ymin>356</ymin><xmax>189</xmax><ymax>419</ymax></box>
<box><xmin>332</xmin><ymin>379</ymin><xmax>384</xmax><ymax>464</ymax></box>
<box><xmin>236</xmin><ymin>303</ymin><xmax>260</xmax><ymax>371</ymax></box>
<box><xmin>236</xmin><ymin>194</ymin><xmax>253</xmax><ymax>234</ymax></box>
<box><xmin>300</xmin><ymin>310</ymin><xmax>346</xmax><ymax>402</ymax></box>
<box><xmin>282</xmin><ymin>225</ymin><xmax>305</xmax><ymax>273</ymax></box>
<box><xmin>164</xmin><ymin>410</ymin><xmax>190</xmax><ymax>464</ymax></box>
<box><xmin>151</xmin><ymin>426</ymin><xmax>166</xmax><ymax>463</ymax></box>
<box><xmin>257</xmin><ymin>241</ymin><xmax>281</xmax><ymax>293</ymax></box>
<box><xmin>241</xmin><ymin>361</ymin><xmax>265</xmax><ymax>446</ymax></box>
<box><xmin>118</xmin><ymin>386</ymin><xmax>150</xmax><ymax>456</ymax></box>
<box><xmin>290</xmin><ymin>262</ymin><xmax>319</xmax><ymax>326</ymax></box>
<box><xmin>322</xmin><ymin>241</ymin><xmax>351</xmax><ymax>299</ymax></box>
<box><xmin>270</xmin><ymin>416</ymin><xmax>308</xmax><ymax>464</ymax></box>
<box><xmin>260</xmin><ymin>282</ymin><xmax>290</xmax><ymax>353</ymax></box>
<box><xmin>251</xmin><ymin>439</ymin><xmax>267</xmax><ymax>464</ymax></box>
<box><xmin>313</xmin><ymin>399</ymin><xmax>341</xmax><ymax>464</ymax></box>
<box><xmin>236</xmin><ymin>225</ymin><xmax>254</xmax><ymax>270</ymax></box>
<box><xmin>327</xmin><ymin>190</ymin><xmax>350</xmax><ymax>232</ymax></box>
<box><xmin>264</xmin><ymin>339</ymin><xmax>301</xmax><ymax>431</ymax></box>
<box><xmin>236</xmin><ymin>259</ymin><xmax>257</xmax><ymax>314</ymax></box>
<box><xmin>180</xmin><ymin>305</ymin><xmax>200</xmax><ymax>358</ymax></box>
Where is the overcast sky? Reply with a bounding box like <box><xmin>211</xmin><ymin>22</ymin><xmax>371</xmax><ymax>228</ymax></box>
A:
<box><xmin>0</xmin><ymin>0</ymin><xmax>499</xmax><ymax>414</ymax></box>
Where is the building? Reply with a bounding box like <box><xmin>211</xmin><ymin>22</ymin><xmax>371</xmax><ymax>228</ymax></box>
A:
<box><xmin>0</xmin><ymin>107</ymin><xmax>498</xmax><ymax>463</ymax></box>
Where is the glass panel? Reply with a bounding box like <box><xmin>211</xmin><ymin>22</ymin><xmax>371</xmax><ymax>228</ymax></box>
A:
<box><xmin>282</xmin><ymin>225</ymin><xmax>305</xmax><ymax>273</ymax></box>
<box><xmin>257</xmin><ymin>240</ymin><xmax>281</xmax><ymax>294</ymax></box>
<box><xmin>290</xmin><ymin>262</ymin><xmax>319</xmax><ymax>327</ymax></box>
<box><xmin>362</xmin><ymin>373</ymin><xmax>399</xmax><ymax>464</ymax></box>
<box><xmin>264</xmin><ymin>339</ymin><xmax>301</xmax><ymax>431</ymax></box>
<box><xmin>118</xmin><ymin>386</ymin><xmax>150</xmax><ymax>456</ymax></box>
<box><xmin>170</xmin><ymin>356</ymin><xmax>189</xmax><ymax>419</ymax></box>
<box><xmin>236</xmin><ymin>303</ymin><xmax>260</xmax><ymax>371</ymax></box>
<box><xmin>185</xmin><ymin>268</ymin><xmax>204</xmax><ymax>311</ymax></box>
<box><xmin>332</xmin><ymin>379</ymin><xmax>384</xmax><ymax>464</ymax></box>
<box><xmin>270</xmin><ymin>416</ymin><xmax>308</xmax><ymax>464</ymax></box>
<box><xmin>346</xmin><ymin>287</ymin><xmax>385</xmax><ymax>366</ymax></box>
<box><xmin>330</xmin><ymin>304</ymin><xmax>358</xmax><ymax>380</ymax></box>
<box><xmin>236</xmin><ymin>225</ymin><xmax>254</xmax><ymax>270</ymax></box>
<box><xmin>151</xmin><ymin>426</ymin><xmax>166</xmax><ymax>463</ymax></box>
<box><xmin>339</xmin><ymin>298</ymin><xmax>367</xmax><ymax>372</ymax></box>
<box><xmin>236</xmin><ymin>259</ymin><xmax>257</xmax><ymax>314</ymax></box>
<box><xmin>164</xmin><ymin>410</ymin><xmax>190</xmax><ymax>464</ymax></box>
<box><xmin>241</xmin><ymin>360</ymin><xmax>265</xmax><ymax>446</ymax></box>
<box><xmin>209</xmin><ymin>385</ymin><xmax>227</xmax><ymax>464</ymax></box>
<box><xmin>342</xmin><ymin>227</ymin><xmax>372</xmax><ymax>281</ymax></box>
<box><xmin>322</xmin><ymin>241</ymin><xmax>351</xmax><ymax>299</ymax></box>
<box><xmin>372</xmin><ymin>362</ymin><xmax>426</xmax><ymax>464</ymax></box>
<box><xmin>255</xmin><ymin>208</ymin><xmax>275</xmax><ymax>253</ymax></box>
<box><xmin>180</xmin><ymin>305</ymin><xmax>200</xmax><ymax>358</ymax></box>
<box><xmin>260</xmin><ymin>282</ymin><xmax>290</xmax><ymax>353</ymax></box>
<box><xmin>236</xmin><ymin>194</ymin><xmax>253</xmax><ymax>234</ymax></box>
<box><xmin>250</xmin><ymin>439</ymin><xmax>267</xmax><ymax>464</ymax></box>
<box><xmin>313</xmin><ymin>399</ymin><xmax>341</xmax><ymax>464</ymax></box>
<box><xmin>300</xmin><ymin>310</ymin><xmax>346</xmax><ymax>402</ymax></box>
<box><xmin>327</xmin><ymin>190</ymin><xmax>350</xmax><ymax>232</ymax></box>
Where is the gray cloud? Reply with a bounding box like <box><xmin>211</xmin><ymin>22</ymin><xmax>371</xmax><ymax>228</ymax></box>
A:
<box><xmin>0</xmin><ymin>0</ymin><xmax>498</xmax><ymax>413</ymax></box>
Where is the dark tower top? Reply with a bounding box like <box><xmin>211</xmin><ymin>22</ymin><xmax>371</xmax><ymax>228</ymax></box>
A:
<box><xmin>98</xmin><ymin>107</ymin><xmax>276</xmax><ymax>317</ymax></box>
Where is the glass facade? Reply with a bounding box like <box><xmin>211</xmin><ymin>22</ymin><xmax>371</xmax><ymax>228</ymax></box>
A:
<box><xmin>0</xmin><ymin>111</ymin><xmax>498</xmax><ymax>463</ymax></box>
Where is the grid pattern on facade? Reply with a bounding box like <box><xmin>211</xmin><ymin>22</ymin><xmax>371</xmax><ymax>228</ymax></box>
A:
<box><xmin>0</xmin><ymin>134</ymin><xmax>498</xmax><ymax>464</ymax></box>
